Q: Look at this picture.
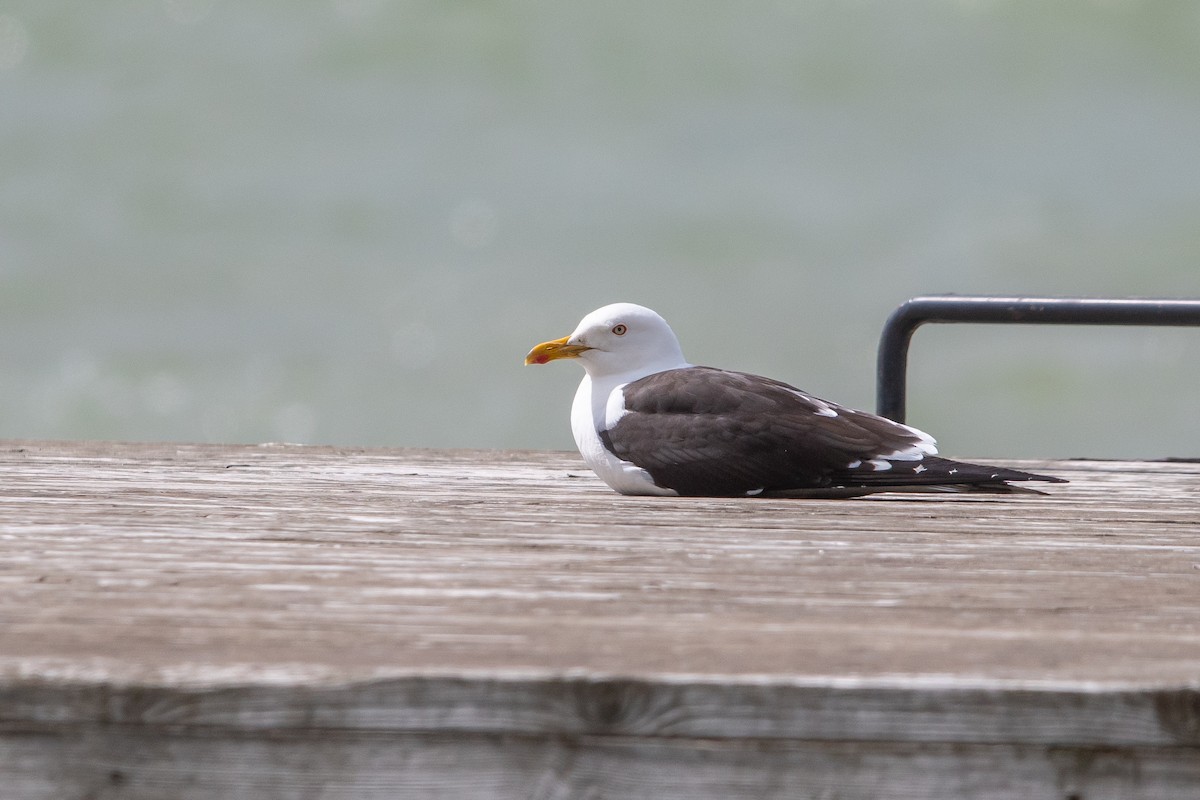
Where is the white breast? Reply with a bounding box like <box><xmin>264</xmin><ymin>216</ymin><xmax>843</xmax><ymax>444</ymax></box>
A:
<box><xmin>570</xmin><ymin>375</ymin><xmax>677</xmax><ymax>496</ymax></box>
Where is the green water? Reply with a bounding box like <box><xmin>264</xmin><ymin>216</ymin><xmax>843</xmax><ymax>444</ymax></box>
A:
<box><xmin>1</xmin><ymin>1</ymin><xmax>1198</xmax><ymax>458</ymax></box>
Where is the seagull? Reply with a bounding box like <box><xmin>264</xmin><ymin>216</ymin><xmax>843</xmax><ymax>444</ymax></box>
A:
<box><xmin>525</xmin><ymin>302</ymin><xmax>1066</xmax><ymax>497</ymax></box>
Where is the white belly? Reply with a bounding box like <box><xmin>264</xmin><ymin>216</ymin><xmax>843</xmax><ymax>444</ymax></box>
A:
<box><xmin>570</xmin><ymin>376</ymin><xmax>677</xmax><ymax>496</ymax></box>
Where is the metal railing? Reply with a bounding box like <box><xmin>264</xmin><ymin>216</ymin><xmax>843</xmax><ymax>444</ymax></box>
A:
<box><xmin>875</xmin><ymin>295</ymin><xmax>1200</xmax><ymax>424</ymax></box>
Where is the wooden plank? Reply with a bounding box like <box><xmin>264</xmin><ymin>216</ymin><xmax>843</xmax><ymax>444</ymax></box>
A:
<box><xmin>6</xmin><ymin>674</ymin><xmax>1200</xmax><ymax>750</ymax></box>
<box><xmin>7</xmin><ymin>730</ymin><xmax>1200</xmax><ymax>800</ymax></box>
<box><xmin>1</xmin><ymin>441</ymin><xmax>1198</xmax><ymax>797</ymax></box>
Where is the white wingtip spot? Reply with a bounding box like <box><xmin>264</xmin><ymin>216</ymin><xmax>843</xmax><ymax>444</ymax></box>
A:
<box><xmin>913</xmin><ymin>464</ymin><xmax>927</xmax><ymax>474</ymax></box>
<box><xmin>869</xmin><ymin>459</ymin><xmax>893</xmax><ymax>471</ymax></box>
<box><xmin>745</xmin><ymin>487</ymin><xmax>765</xmax><ymax>496</ymax></box>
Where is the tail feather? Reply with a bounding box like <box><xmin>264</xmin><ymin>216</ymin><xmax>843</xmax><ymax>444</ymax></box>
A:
<box><xmin>830</xmin><ymin>455</ymin><xmax>1066</xmax><ymax>492</ymax></box>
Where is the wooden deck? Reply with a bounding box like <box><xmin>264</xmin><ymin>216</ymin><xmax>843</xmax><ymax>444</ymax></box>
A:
<box><xmin>1</xmin><ymin>440</ymin><xmax>1198</xmax><ymax>799</ymax></box>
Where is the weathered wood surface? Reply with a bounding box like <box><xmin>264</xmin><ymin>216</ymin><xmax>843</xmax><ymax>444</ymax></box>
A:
<box><xmin>1</xmin><ymin>440</ymin><xmax>1198</xmax><ymax>799</ymax></box>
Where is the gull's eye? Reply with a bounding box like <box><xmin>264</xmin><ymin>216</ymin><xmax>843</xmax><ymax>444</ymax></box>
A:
<box><xmin>611</xmin><ymin>324</ymin><xmax>627</xmax><ymax>336</ymax></box>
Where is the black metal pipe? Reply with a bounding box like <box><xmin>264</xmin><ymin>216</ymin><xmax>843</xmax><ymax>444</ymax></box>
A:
<box><xmin>876</xmin><ymin>295</ymin><xmax>1200</xmax><ymax>423</ymax></box>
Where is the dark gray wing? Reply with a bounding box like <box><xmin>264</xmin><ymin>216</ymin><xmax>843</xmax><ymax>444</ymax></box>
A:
<box><xmin>599</xmin><ymin>367</ymin><xmax>1064</xmax><ymax>497</ymax></box>
<box><xmin>598</xmin><ymin>367</ymin><xmax>928</xmax><ymax>495</ymax></box>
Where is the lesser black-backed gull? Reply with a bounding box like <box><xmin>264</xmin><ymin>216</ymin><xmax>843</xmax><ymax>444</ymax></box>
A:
<box><xmin>525</xmin><ymin>302</ymin><xmax>1065</xmax><ymax>498</ymax></box>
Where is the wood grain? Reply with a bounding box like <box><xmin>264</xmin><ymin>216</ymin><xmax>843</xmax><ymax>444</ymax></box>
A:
<box><xmin>1</xmin><ymin>441</ymin><xmax>1198</xmax><ymax>797</ymax></box>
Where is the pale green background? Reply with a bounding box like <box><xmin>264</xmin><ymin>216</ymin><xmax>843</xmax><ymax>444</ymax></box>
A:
<box><xmin>1</xmin><ymin>1</ymin><xmax>1198</xmax><ymax>458</ymax></box>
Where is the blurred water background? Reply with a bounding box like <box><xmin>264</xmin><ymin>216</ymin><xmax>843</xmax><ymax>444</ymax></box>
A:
<box><xmin>1</xmin><ymin>0</ymin><xmax>1198</xmax><ymax>458</ymax></box>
